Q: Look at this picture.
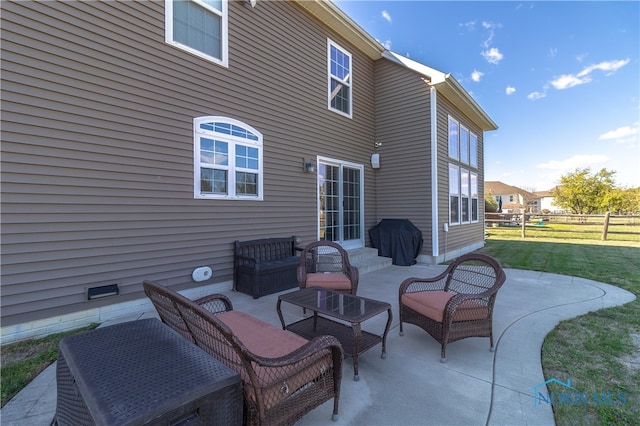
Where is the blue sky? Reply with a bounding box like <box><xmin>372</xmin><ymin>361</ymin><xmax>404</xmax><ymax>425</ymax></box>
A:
<box><xmin>333</xmin><ymin>1</ymin><xmax>639</xmax><ymax>191</ymax></box>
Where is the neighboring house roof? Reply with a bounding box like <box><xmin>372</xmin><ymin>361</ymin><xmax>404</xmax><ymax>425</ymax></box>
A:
<box><xmin>534</xmin><ymin>186</ymin><xmax>562</xmax><ymax>198</ymax></box>
<box><xmin>485</xmin><ymin>181</ymin><xmax>535</xmax><ymax>198</ymax></box>
<box><xmin>297</xmin><ymin>1</ymin><xmax>498</xmax><ymax>132</ymax></box>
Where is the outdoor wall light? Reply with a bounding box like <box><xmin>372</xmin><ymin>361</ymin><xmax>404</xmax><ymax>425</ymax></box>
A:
<box><xmin>303</xmin><ymin>158</ymin><xmax>316</xmax><ymax>173</ymax></box>
<box><xmin>371</xmin><ymin>153</ymin><xmax>380</xmax><ymax>169</ymax></box>
<box><xmin>245</xmin><ymin>0</ymin><xmax>257</xmax><ymax>7</ymax></box>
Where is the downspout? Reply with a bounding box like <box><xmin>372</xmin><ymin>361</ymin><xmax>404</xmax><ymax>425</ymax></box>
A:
<box><xmin>430</xmin><ymin>87</ymin><xmax>439</xmax><ymax>260</ymax></box>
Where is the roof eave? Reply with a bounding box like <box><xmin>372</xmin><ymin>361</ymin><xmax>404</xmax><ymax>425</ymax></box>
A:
<box><xmin>433</xmin><ymin>76</ymin><xmax>499</xmax><ymax>131</ymax></box>
<box><xmin>294</xmin><ymin>0</ymin><xmax>384</xmax><ymax>59</ymax></box>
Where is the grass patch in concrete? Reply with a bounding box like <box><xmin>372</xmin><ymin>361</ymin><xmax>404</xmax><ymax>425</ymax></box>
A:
<box><xmin>1</xmin><ymin>324</ymin><xmax>98</xmax><ymax>407</ymax></box>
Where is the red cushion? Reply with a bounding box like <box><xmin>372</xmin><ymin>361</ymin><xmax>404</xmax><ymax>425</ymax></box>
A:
<box><xmin>305</xmin><ymin>272</ymin><xmax>352</xmax><ymax>290</ymax></box>
<box><xmin>217</xmin><ymin>311</ymin><xmax>331</xmax><ymax>410</ymax></box>
<box><xmin>402</xmin><ymin>291</ymin><xmax>452</xmax><ymax>322</ymax></box>
<box><xmin>401</xmin><ymin>291</ymin><xmax>489</xmax><ymax>323</ymax></box>
<box><xmin>217</xmin><ymin>311</ymin><xmax>307</xmax><ymax>357</ymax></box>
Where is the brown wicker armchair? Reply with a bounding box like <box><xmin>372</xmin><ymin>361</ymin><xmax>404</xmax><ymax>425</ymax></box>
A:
<box><xmin>297</xmin><ymin>240</ymin><xmax>359</xmax><ymax>295</ymax></box>
<box><xmin>398</xmin><ymin>253</ymin><xmax>506</xmax><ymax>362</ymax></box>
<box><xmin>143</xmin><ymin>280</ymin><xmax>343</xmax><ymax>425</ymax></box>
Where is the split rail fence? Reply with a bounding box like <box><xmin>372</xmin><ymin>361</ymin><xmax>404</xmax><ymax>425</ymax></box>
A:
<box><xmin>485</xmin><ymin>213</ymin><xmax>640</xmax><ymax>241</ymax></box>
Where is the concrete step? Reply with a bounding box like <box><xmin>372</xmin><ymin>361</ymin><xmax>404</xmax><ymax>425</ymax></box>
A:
<box><xmin>347</xmin><ymin>247</ymin><xmax>393</xmax><ymax>274</ymax></box>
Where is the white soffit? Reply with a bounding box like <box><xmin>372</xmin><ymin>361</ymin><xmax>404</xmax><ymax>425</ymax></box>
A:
<box><xmin>295</xmin><ymin>0</ymin><xmax>384</xmax><ymax>59</ymax></box>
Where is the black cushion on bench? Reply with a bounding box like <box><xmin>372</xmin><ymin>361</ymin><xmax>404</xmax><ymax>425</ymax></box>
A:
<box><xmin>255</xmin><ymin>257</ymin><xmax>300</xmax><ymax>272</ymax></box>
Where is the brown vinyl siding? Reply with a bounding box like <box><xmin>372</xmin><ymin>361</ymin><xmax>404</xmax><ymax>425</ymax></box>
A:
<box><xmin>1</xmin><ymin>0</ymin><xmax>376</xmax><ymax>325</ymax></box>
<box><xmin>373</xmin><ymin>59</ymin><xmax>432</xmax><ymax>254</ymax></box>
<box><xmin>436</xmin><ymin>96</ymin><xmax>485</xmax><ymax>253</ymax></box>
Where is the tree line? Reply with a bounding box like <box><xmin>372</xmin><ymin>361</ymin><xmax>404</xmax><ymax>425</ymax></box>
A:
<box><xmin>552</xmin><ymin>168</ymin><xmax>639</xmax><ymax>215</ymax></box>
<box><xmin>484</xmin><ymin>168</ymin><xmax>640</xmax><ymax>215</ymax></box>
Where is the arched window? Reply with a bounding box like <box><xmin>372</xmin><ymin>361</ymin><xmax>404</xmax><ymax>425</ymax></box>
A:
<box><xmin>194</xmin><ymin>117</ymin><xmax>263</xmax><ymax>200</ymax></box>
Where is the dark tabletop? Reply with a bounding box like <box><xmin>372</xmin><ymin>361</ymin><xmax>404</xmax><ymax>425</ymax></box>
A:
<box><xmin>279</xmin><ymin>287</ymin><xmax>390</xmax><ymax>322</ymax></box>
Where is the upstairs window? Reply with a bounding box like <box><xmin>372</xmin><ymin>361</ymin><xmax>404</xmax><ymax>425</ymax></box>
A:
<box><xmin>166</xmin><ymin>0</ymin><xmax>228</xmax><ymax>67</ymax></box>
<box><xmin>448</xmin><ymin>115</ymin><xmax>480</xmax><ymax>225</ymax></box>
<box><xmin>328</xmin><ymin>39</ymin><xmax>352</xmax><ymax>118</ymax></box>
<box><xmin>470</xmin><ymin>133</ymin><xmax>478</xmax><ymax>168</ymax></box>
<box><xmin>449</xmin><ymin>116</ymin><xmax>478</xmax><ymax>166</ymax></box>
<box><xmin>194</xmin><ymin>117</ymin><xmax>263</xmax><ymax>200</ymax></box>
<box><xmin>448</xmin><ymin>117</ymin><xmax>459</xmax><ymax>159</ymax></box>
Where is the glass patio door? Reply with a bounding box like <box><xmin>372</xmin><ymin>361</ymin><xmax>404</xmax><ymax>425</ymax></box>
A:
<box><xmin>317</xmin><ymin>159</ymin><xmax>364</xmax><ymax>249</ymax></box>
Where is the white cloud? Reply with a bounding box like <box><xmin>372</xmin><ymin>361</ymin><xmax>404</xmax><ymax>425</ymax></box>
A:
<box><xmin>471</xmin><ymin>70</ymin><xmax>484</xmax><ymax>82</ymax></box>
<box><xmin>458</xmin><ymin>21</ymin><xmax>476</xmax><ymax>31</ymax></box>
<box><xmin>381</xmin><ymin>10</ymin><xmax>392</xmax><ymax>23</ymax></box>
<box><xmin>550</xmin><ymin>73</ymin><xmax>591</xmax><ymax>89</ymax></box>
<box><xmin>506</xmin><ymin>86</ymin><xmax>516</xmax><ymax>95</ymax></box>
<box><xmin>527</xmin><ymin>91</ymin><xmax>546</xmax><ymax>100</ymax></box>
<box><xmin>550</xmin><ymin>58</ymin><xmax>630</xmax><ymax>90</ymax></box>
<box><xmin>578</xmin><ymin>59</ymin><xmax>630</xmax><ymax>77</ymax></box>
<box><xmin>482</xmin><ymin>47</ymin><xmax>503</xmax><ymax>64</ymax></box>
<box><xmin>576</xmin><ymin>53</ymin><xmax>588</xmax><ymax>62</ymax></box>
<box><xmin>599</xmin><ymin>124</ymin><xmax>639</xmax><ymax>141</ymax></box>
<box><xmin>537</xmin><ymin>154</ymin><xmax>609</xmax><ymax>170</ymax></box>
<box><xmin>549</xmin><ymin>48</ymin><xmax>558</xmax><ymax>58</ymax></box>
<box><xmin>480</xmin><ymin>21</ymin><xmax>502</xmax><ymax>46</ymax></box>
<box><xmin>382</xmin><ymin>39</ymin><xmax>392</xmax><ymax>50</ymax></box>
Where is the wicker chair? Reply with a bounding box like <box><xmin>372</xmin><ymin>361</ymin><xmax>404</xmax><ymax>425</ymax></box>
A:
<box><xmin>297</xmin><ymin>240</ymin><xmax>359</xmax><ymax>295</ymax></box>
<box><xmin>143</xmin><ymin>280</ymin><xmax>343</xmax><ymax>425</ymax></box>
<box><xmin>398</xmin><ymin>253</ymin><xmax>506</xmax><ymax>362</ymax></box>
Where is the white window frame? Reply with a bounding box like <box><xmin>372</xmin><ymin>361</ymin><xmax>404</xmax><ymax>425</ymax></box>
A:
<box><xmin>194</xmin><ymin>116</ymin><xmax>263</xmax><ymax>200</ymax></box>
<box><xmin>327</xmin><ymin>39</ymin><xmax>352</xmax><ymax>118</ymax></box>
<box><xmin>448</xmin><ymin>115</ymin><xmax>480</xmax><ymax>226</ymax></box>
<box><xmin>460</xmin><ymin>126</ymin><xmax>470</xmax><ymax>165</ymax></box>
<box><xmin>471</xmin><ymin>172</ymin><xmax>479</xmax><ymax>222</ymax></box>
<box><xmin>165</xmin><ymin>0</ymin><xmax>228</xmax><ymax>67</ymax></box>
<box><xmin>461</xmin><ymin>167</ymin><xmax>470</xmax><ymax>223</ymax></box>
<box><xmin>470</xmin><ymin>132</ymin><xmax>478</xmax><ymax>168</ymax></box>
<box><xmin>449</xmin><ymin>164</ymin><xmax>460</xmax><ymax>225</ymax></box>
<box><xmin>448</xmin><ymin>116</ymin><xmax>459</xmax><ymax>160</ymax></box>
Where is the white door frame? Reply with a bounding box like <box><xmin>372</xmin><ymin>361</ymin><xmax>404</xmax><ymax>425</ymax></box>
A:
<box><xmin>316</xmin><ymin>156</ymin><xmax>365</xmax><ymax>249</ymax></box>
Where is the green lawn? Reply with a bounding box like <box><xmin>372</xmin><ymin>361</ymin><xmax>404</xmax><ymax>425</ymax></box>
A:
<box><xmin>480</xmin><ymin>226</ymin><xmax>639</xmax><ymax>425</ymax></box>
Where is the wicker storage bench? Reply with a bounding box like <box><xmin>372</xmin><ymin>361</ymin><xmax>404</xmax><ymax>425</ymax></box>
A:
<box><xmin>55</xmin><ymin>318</ymin><xmax>242</xmax><ymax>425</ymax></box>
<box><xmin>143</xmin><ymin>280</ymin><xmax>343</xmax><ymax>426</ymax></box>
<box><xmin>234</xmin><ymin>236</ymin><xmax>300</xmax><ymax>299</ymax></box>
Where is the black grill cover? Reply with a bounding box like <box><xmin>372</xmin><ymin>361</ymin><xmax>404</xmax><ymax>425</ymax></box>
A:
<box><xmin>369</xmin><ymin>219</ymin><xmax>423</xmax><ymax>266</ymax></box>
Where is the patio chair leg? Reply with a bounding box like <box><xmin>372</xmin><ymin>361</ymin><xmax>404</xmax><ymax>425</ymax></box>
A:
<box><xmin>332</xmin><ymin>398</ymin><xmax>339</xmax><ymax>422</ymax></box>
<box><xmin>440</xmin><ymin>345</ymin><xmax>447</xmax><ymax>363</ymax></box>
<box><xmin>399</xmin><ymin>321</ymin><xmax>404</xmax><ymax>336</ymax></box>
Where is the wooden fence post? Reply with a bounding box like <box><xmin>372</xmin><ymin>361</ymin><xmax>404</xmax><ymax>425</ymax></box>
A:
<box><xmin>601</xmin><ymin>211</ymin><xmax>610</xmax><ymax>241</ymax></box>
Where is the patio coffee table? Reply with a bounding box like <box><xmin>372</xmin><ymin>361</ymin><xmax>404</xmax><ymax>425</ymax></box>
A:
<box><xmin>277</xmin><ymin>287</ymin><xmax>392</xmax><ymax>381</ymax></box>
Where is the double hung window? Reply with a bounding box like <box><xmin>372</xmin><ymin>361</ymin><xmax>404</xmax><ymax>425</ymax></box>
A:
<box><xmin>166</xmin><ymin>0</ymin><xmax>228</xmax><ymax>67</ymax></box>
<box><xmin>194</xmin><ymin>117</ymin><xmax>263</xmax><ymax>200</ymax></box>
<box><xmin>448</xmin><ymin>116</ymin><xmax>479</xmax><ymax>224</ymax></box>
<box><xmin>327</xmin><ymin>39</ymin><xmax>352</xmax><ymax>118</ymax></box>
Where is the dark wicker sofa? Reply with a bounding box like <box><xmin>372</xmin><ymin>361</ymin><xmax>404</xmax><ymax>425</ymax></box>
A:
<box><xmin>143</xmin><ymin>280</ymin><xmax>343</xmax><ymax>425</ymax></box>
<box><xmin>234</xmin><ymin>236</ymin><xmax>300</xmax><ymax>299</ymax></box>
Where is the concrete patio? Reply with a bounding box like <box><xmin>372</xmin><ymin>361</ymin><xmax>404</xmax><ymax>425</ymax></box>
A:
<box><xmin>1</xmin><ymin>263</ymin><xmax>635</xmax><ymax>425</ymax></box>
